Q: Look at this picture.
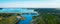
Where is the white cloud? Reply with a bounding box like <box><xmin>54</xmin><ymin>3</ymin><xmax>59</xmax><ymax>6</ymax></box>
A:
<box><xmin>0</xmin><ymin>0</ymin><xmax>60</xmax><ymax>8</ymax></box>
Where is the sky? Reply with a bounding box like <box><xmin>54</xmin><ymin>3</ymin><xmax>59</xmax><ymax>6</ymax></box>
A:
<box><xmin>0</xmin><ymin>0</ymin><xmax>60</xmax><ymax>8</ymax></box>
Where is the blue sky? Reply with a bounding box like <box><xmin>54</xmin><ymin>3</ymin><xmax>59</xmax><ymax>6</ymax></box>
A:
<box><xmin>0</xmin><ymin>0</ymin><xmax>53</xmax><ymax>3</ymax></box>
<box><xmin>0</xmin><ymin>0</ymin><xmax>60</xmax><ymax>8</ymax></box>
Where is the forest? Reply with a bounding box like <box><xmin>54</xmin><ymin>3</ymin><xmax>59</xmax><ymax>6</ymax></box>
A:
<box><xmin>32</xmin><ymin>8</ymin><xmax>60</xmax><ymax>24</ymax></box>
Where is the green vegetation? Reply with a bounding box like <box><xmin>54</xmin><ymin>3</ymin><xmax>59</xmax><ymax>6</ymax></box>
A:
<box><xmin>0</xmin><ymin>13</ymin><xmax>23</xmax><ymax>24</ymax></box>
<box><xmin>32</xmin><ymin>13</ymin><xmax>60</xmax><ymax>24</ymax></box>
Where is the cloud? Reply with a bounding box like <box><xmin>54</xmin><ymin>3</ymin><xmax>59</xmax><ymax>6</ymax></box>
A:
<box><xmin>0</xmin><ymin>0</ymin><xmax>60</xmax><ymax>8</ymax></box>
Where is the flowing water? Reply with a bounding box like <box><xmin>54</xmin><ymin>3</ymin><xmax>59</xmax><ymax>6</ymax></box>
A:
<box><xmin>0</xmin><ymin>8</ymin><xmax>37</xmax><ymax>24</ymax></box>
<box><xmin>18</xmin><ymin>13</ymin><xmax>37</xmax><ymax>24</ymax></box>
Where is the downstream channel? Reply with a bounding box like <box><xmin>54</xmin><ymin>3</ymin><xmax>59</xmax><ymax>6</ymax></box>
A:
<box><xmin>18</xmin><ymin>13</ymin><xmax>37</xmax><ymax>24</ymax></box>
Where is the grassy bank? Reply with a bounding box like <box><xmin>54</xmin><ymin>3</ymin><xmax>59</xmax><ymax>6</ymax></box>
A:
<box><xmin>0</xmin><ymin>13</ymin><xmax>23</xmax><ymax>24</ymax></box>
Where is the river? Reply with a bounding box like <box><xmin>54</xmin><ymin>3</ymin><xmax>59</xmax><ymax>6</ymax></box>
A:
<box><xmin>0</xmin><ymin>8</ymin><xmax>37</xmax><ymax>24</ymax></box>
<box><xmin>18</xmin><ymin>13</ymin><xmax>37</xmax><ymax>24</ymax></box>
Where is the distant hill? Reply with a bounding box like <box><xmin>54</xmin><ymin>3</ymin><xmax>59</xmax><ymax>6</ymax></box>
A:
<box><xmin>34</xmin><ymin>8</ymin><xmax>60</xmax><ymax>13</ymax></box>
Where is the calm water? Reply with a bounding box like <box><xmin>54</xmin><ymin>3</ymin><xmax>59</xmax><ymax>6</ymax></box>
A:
<box><xmin>18</xmin><ymin>13</ymin><xmax>37</xmax><ymax>24</ymax></box>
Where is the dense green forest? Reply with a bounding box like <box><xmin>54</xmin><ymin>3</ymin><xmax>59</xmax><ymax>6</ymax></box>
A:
<box><xmin>32</xmin><ymin>13</ymin><xmax>60</xmax><ymax>24</ymax></box>
<box><xmin>32</xmin><ymin>8</ymin><xmax>60</xmax><ymax>24</ymax></box>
